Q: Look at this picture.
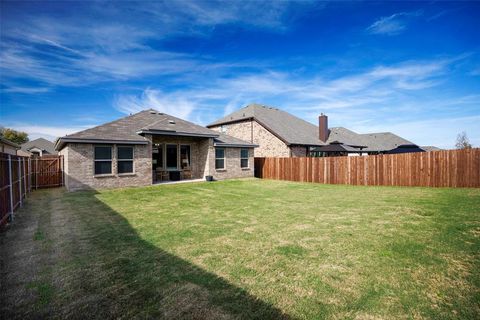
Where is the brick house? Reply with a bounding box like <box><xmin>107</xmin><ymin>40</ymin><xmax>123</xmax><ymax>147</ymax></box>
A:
<box><xmin>55</xmin><ymin>109</ymin><xmax>257</xmax><ymax>191</ymax></box>
<box><xmin>20</xmin><ymin>138</ymin><xmax>57</xmax><ymax>157</ymax></box>
<box><xmin>207</xmin><ymin>104</ymin><xmax>423</xmax><ymax>157</ymax></box>
<box><xmin>0</xmin><ymin>137</ymin><xmax>20</xmax><ymax>155</ymax></box>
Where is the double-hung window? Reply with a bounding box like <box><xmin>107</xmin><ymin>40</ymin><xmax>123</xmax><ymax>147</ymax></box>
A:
<box><xmin>215</xmin><ymin>148</ymin><xmax>225</xmax><ymax>170</ymax></box>
<box><xmin>94</xmin><ymin>146</ymin><xmax>112</xmax><ymax>175</ymax></box>
<box><xmin>117</xmin><ymin>146</ymin><xmax>134</xmax><ymax>174</ymax></box>
<box><xmin>240</xmin><ymin>149</ymin><xmax>249</xmax><ymax>168</ymax></box>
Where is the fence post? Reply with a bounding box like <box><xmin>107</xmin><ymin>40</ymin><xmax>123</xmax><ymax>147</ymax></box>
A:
<box><xmin>23</xmin><ymin>157</ymin><xmax>27</xmax><ymax>197</ymax></box>
<box><xmin>28</xmin><ymin>157</ymin><xmax>32</xmax><ymax>192</ymax></box>
<box><xmin>36</xmin><ymin>157</ymin><xmax>38</xmax><ymax>190</ymax></box>
<box><xmin>8</xmin><ymin>155</ymin><xmax>14</xmax><ymax>222</ymax></box>
<box><xmin>18</xmin><ymin>157</ymin><xmax>22</xmax><ymax>206</ymax></box>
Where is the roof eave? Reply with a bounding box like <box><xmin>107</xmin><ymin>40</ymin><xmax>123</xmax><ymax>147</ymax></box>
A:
<box><xmin>55</xmin><ymin>137</ymin><xmax>149</xmax><ymax>151</ymax></box>
<box><xmin>206</xmin><ymin>117</ymin><xmax>254</xmax><ymax>128</ymax></box>
<box><xmin>137</xmin><ymin>130</ymin><xmax>218</xmax><ymax>138</ymax></box>
<box><xmin>213</xmin><ymin>143</ymin><xmax>258</xmax><ymax>148</ymax></box>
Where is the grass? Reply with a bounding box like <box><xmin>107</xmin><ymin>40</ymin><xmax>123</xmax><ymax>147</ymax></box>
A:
<box><xmin>1</xmin><ymin>178</ymin><xmax>479</xmax><ymax>319</ymax></box>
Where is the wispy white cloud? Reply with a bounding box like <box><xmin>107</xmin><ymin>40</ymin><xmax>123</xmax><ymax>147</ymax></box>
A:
<box><xmin>367</xmin><ymin>11</ymin><xmax>422</xmax><ymax>35</ymax></box>
<box><xmin>114</xmin><ymin>88</ymin><xmax>195</xmax><ymax>120</ymax></box>
<box><xmin>0</xmin><ymin>1</ymin><xmax>312</xmax><ymax>91</ymax></box>
<box><xmin>1</xmin><ymin>86</ymin><xmax>50</xmax><ymax>94</ymax></box>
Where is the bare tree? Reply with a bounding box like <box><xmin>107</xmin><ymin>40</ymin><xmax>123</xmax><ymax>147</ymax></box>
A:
<box><xmin>455</xmin><ymin>131</ymin><xmax>472</xmax><ymax>149</ymax></box>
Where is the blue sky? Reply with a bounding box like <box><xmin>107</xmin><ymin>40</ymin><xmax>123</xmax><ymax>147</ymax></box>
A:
<box><xmin>1</xmin><ymin>1</ymin><xmax>479</xmax><ymax>148</ymax></box>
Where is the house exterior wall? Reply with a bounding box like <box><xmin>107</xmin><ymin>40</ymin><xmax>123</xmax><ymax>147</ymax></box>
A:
<box><xmin>210</xmin><ymin>146</ymin><xmax>254</xmax><ymax>180</ymax></box>
<box><xmin>61</xmin><ymin>143</ymin><xmax>152</xmax><ymax>191</ymax></box>
<box><xmin>61</xmin><ymin>136</ymin><xmax>254</xmax><ymax>191</ymax></box>
<box><xmin>290</xmin><ymin>146</ymin><xmax>307</xmax><ymax>157</ymax></box>
<box><xmin>1</xmin><ymin>143</ymin><xmax>18</xmax><ymax>155</ymax></box>
<box><xmin>210</xmin><ymin>120</ymin><xmax>290</xmax><ymax>157</ymax></box>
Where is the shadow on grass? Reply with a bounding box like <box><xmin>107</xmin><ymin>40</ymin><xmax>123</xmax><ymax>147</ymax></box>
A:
<box><xmin>2</xmin><ymin>188</ymin><xmax>290</xmax><ymax>319</ymax></box>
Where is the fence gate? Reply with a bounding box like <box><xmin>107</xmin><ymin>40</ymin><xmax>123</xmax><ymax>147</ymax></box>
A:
<box><xmin>32</xmin><ymin>155</ymin><xmax>64</xmax><ymax>188</ymax></box>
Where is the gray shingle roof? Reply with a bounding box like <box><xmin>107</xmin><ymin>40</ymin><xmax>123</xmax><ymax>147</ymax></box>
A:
<box><xmin>208</xmin><ymin>103</ymin><xmax>418</xmax><ymax>152</ymax></box>
<box><xmin>207</xmin><ymin>103</ymin><xmax>326</xmax><ymax>146</ymax></box>
<box><xmin>359</xmin><ymin>132</ymin><xmax>414</xmax><ymax>152</ymax></box>
<box><xmin>21</xmin><ymin>138</ymin><xmax>57</xmax><ymax>154</ymax></box>
<box><xmin>421</xmin><ymin>146</ymin><xmax>442</xmax><ymax>152</ymax></box>
<box><xmin>56</xmin><ymin>109</ymin><xmax>255</xmax><ymax>150</ymax></box>
<box><xmin>326</xmin><ymin>127</ymin><xmax>368</xmax><ymax>147</ymax></box>
<box><xmin>214</xmin><ymin>133</ymin><xmax>258</xmax><ymax>148</ymax></box>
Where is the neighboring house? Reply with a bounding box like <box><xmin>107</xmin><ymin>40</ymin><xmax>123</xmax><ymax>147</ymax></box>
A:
<box><xmin>421</xmin><ymin>146</ymin><xmax>442</xmax><ymax>152</ymax></box>
<box><xmin>55</xmin><ymin>109</ymin><xmax>257</xmax><ymax>191</ymax></box>
<box><xmin>207</xmin><ymin>103</ymin><xmax>423</xmax><ymax>157</ymax></box>
<box><xmin>0</xmin><ymin>137</ymin><xmax>20</xmax><ymax>155</ymax></box>
<box><xmin>207</xmin><ymin>103</ymin><xmax>325</xmax><ymax>157</ymax></box>
<box><xmin>20</xmin><ymin>138</ymin><xmax>57</xmax><ymax>157</ymax></box>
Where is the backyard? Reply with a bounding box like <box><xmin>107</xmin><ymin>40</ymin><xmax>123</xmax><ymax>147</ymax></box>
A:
<box><xmin>1</xmin><ymin>179</ymin><xmax>479</xmax><ymax>319</ymax></box>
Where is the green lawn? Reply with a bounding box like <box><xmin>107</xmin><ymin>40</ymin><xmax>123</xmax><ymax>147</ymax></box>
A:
<box><xmin>1</xmin><ymin>179</ymin><xmax>479</xmax><ymax>319</ymax></box>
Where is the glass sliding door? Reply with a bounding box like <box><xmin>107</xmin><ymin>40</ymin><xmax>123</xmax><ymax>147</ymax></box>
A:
<box><xmin>166</xmin><ymin>144</ymin><xmax>178</xmax><ymax>169</ymax></box>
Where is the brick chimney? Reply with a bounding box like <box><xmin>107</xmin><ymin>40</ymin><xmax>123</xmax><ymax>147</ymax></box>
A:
<box><xmin>319</xmin><ymin>113</ymin><xmax>328</xmax><ymax>142</ymax></box>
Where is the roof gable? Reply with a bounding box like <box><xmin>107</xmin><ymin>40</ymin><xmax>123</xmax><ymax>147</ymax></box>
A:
<box><xmin>21</xmin><ymin>138</ymin><xmax>56</xmax><ymax>154</ymax></box>
<box><xmin>208</xmin><ymin>104</ymin><xmax>326</xmax><ymax>146</ymax></box>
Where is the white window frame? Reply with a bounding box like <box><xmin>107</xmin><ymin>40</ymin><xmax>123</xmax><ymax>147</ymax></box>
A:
<box><xmin>94</xmin><ymin>145</ymin><xmax>113</xmax><ymax>176</ymax></box>
<box><xmin>240</xmin><ymin>148</ymin><xmax>249</xmax><ymax>169</ymax></box>
<box><xmin>215</xmin><ymin>147</ymin><xmax>226</xmax><ymax>170</ymax></box>
<box><xmin>117</xmin><ymin>145</ymin><xmax>135</xmax><ymax>174</ymax></box>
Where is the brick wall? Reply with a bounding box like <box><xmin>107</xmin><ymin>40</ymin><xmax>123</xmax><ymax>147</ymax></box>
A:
<box><xmin>210</xmin><ymin>120</ymin><xmax>291</xmax><ymax>157</ymax></box>
<box><xmin>211</xmin><ymin>147</ymin><xmax>254</xmax><ymax>180</ymax></box>
<box><xmin>61</xmin><ymin>143</ymin><xmax>152</xmax><ymax>191</ymax></box>
<box><xmin>290</xmin><ymin>146</ymin><xmax>307</xmax><ymax>157</ymax></box>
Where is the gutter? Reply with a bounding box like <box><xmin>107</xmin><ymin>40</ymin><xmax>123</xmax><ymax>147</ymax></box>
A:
<box><xmin>214</xmin><ymin>143</ymin><xmax>259</xmax><ymax>148</ymax></box>
<box><xmin>136</xmin><ymin>129</ymin><xmax>218</xmax><ymax>138</ymax></box>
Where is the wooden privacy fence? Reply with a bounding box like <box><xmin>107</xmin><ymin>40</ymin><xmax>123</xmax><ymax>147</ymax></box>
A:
<box><xmin>254</xmin><ymin>148</ymin><xmax>480</xmax><ymax>188</ymax></box>
<box><xmin>0</xmin><ymin>153</ymin><xmax>63</xmax><ymax>226</ymax></box>
<box><xmin>31</xmin><ymin>155</ymin><xmax>64</xmax><ymax>189</ymax></box>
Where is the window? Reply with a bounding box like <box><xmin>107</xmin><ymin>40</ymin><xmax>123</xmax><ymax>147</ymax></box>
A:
<box><xmin>117</xmin><ymin>146</ymin><xmax>134</xmax><ymax>174</ymax></box>
<box><xmin>166</xmin><ymin>144</ymin><xmax>178</xmax><ymax>169</ymax></box>
<box><xmin>94</xmin><ymin>146</ymin><xmax>112</xmax><ymax>175</ymax></box>
<box><xmin>180</xmin><ymin>145</ymin><xmax>191</xmax><ymax>169</ymax></box>
<box><xmin>220</xmin><ymin>125</ymin><xmax>227</xmax><ymax>133</ymax></box>
<box><xmin>215</xmin><ymin>148</ymin><xmax>225</xmax><ymax>170</ymax></box>
<box><xmin>240</xmin><ymin>148</ymin><xmax>249</xmax><ymax>168</ymax></box>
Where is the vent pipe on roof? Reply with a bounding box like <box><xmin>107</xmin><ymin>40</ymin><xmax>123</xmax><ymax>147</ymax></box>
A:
<box><xmin>319</xmin><ymin>113</ymin><xmax>328</xmax><ymax>142</ymax></box>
